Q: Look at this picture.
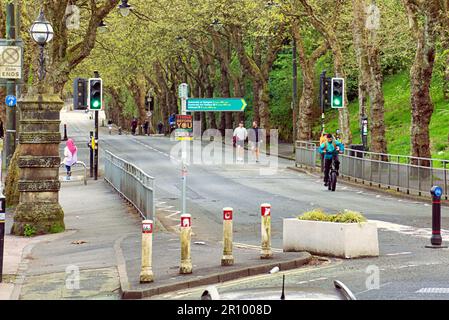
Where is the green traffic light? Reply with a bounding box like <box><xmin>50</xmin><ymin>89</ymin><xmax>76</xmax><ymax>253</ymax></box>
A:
<box><xmin>333</xmin><ymin>98</ymin><xmax>341</xmax><ymax>106</ymax></box>
<box><xmin>92</xmin><ymin>100</ymin><xmax>100</xmax><ymax>108</ymax></box>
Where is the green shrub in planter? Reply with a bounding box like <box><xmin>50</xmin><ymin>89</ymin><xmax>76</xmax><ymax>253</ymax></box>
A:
<box><xmin>297</xmin><ymin>209</ymin><xmax>328</xmax><ymax>221</ymax></box>
<box><xmin>298</xmin><ymin>209</ymin><xmax>367</xmax><ymax>223</ymax></box>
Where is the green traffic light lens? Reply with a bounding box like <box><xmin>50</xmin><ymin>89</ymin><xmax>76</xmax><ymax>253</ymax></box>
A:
<box><xmin>333</xmin><ymin>98</ymin><xmax>341</xmax><ymax>106</ymax></box>
<box><xmin>92</xmin><ymin>100</ymin><xmax>100</xmax><ymax>108</ymax></box>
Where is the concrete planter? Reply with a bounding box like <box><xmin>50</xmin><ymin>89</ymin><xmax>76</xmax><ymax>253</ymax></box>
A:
<box><xmin>283</xmin><ymin>219</ymin><xmax>379</xmax><ymax>259</ymax></box>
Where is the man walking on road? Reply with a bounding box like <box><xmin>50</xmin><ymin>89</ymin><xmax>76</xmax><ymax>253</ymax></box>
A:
<box><xmin>249</xmin><ymin>121</ymin><xmax>262</xmax><ymax>163</ymax></box>
<box><xmin>233</xmin><ymin>121</ymin><xmax>248</xmax><ymax>162</ymax></box>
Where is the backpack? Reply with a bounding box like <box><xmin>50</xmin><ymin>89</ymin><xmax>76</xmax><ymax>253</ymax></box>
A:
<box><xmin>323</xmin><ymin>140</ymin><xmax>337</xmax><ymax>153</ymax></box>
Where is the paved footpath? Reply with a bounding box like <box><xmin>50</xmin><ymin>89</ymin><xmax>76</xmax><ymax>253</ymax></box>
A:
<box><xmin>0</xmin><ymin>173</ymin><xmax>311</xmax><ymax>300</ymax></box>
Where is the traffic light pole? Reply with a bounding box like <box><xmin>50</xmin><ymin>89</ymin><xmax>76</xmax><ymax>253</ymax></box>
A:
<box><xmin>94</xmin><ymin>111</ymin><xmax>98</xmax><ymax>180</ymax></box>
<box><xmin>89</xmin><ymin>131</ymin><xmax>94</xmax><ymax>178</ymax></box>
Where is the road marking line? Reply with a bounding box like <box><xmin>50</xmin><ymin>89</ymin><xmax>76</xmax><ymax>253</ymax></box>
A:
<box><xmin>356</xmin><ymin>282</ymin><xmax>392</xmax><ymax>295</ymax></box>
<box><xmin>416</xmin><ymin>288</ymin><xmax>449</xmax><ymax>294</ymax></box>
<box><xmin>386</xmin><ymin>252</ymin><xmax>412</xmax><ymax>256</ymax></box>
<box><xmin>234</xmin><ymin>242</ymin><xmax>283</xmax><ymax>253</ymax></box>
<box><xmin>369</xmin><ymin>220</ymin><xmax>449</xmax><ymax>241</ymax></box>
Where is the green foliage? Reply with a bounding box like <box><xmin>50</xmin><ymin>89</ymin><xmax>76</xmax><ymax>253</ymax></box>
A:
<box><xmin>49</xmin><ymin>224</ymin><xmax>65</xmax><ymax>234</ymax></box>
<box><xmin>298</xmin><ymin>208</ymin><xmax>328</xmax><ymax>221</ymax></box>
<box><xmin>24</xmin><ymin>224</ymin><xmax>36</xmax><ymax>237</ymax></box>
<box><xmin>298</xmin><ymin>209</ymin><xmax>367</xmax><ymax>223</ymax></box>
<box><xmin>319</xmin><ymin>70</ymin><xmax>449</xmax><ymax>160</ymax></box>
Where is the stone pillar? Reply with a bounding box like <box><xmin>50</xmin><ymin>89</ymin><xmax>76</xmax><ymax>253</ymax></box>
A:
<box><xmin>11</xmin><ymin>93</ymin><xmax>65</xmax><ymax>235</ymax></box>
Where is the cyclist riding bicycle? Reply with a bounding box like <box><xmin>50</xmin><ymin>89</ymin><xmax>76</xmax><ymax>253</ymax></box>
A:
<box><xmin>319</xmin><ymin>133</ymin><xmax>345</xmax><ymax>187</ymax></box>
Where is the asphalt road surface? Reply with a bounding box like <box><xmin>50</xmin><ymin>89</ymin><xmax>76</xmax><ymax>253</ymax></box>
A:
<box><xmin>61</xmin><ymin>110</ymin><xmax>449</xmax><ymax>300</ymax></box>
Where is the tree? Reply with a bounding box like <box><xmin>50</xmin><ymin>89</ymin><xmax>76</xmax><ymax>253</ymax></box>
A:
<box><xmin>402</xmin><ymin>0</ymin><xmax>441</xmax><ymax>166</ymax></box>
<box><xmin>297</xmin><ymin>0</ymin><xmax>352</xmax><ymax>145</ymax></box>
<box><xmin>352</xmin><ymin>0</ymin><xmax>387</xmax><ymax>154</ymax></box>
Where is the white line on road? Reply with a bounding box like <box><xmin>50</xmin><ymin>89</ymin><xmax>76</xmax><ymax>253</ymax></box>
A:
<box><xmin>355</xmin><ymin>282</ymin><xmax>392</xmax><ymax>296</ymax></box>
<box><xmin>369</xmin><ymin>220</ymin><xmax>449</xmax><ymax>241</ymax></box>
<box><xmin>385</xmin><ymin>252</ymin><xmax>412</xmax><ymax>256</ymax></box>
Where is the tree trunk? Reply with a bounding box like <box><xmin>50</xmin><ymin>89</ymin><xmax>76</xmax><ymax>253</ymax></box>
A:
<box><xmin>404</xmin><ymin>0</ymin><xmax>440</xmax><ymax>166</ymax></box>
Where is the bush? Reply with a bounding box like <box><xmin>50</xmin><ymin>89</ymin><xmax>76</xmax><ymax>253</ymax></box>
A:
<box><xmin>298</xmin><ymin>209</ymin><xmax>367</xmax><ymax>223</ymax></box>
<box><xmin>298</xmin><ymin>209</ymin><xmax>329</xmax><ymax>222</ymax></box>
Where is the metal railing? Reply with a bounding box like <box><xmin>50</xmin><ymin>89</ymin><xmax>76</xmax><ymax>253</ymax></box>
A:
<box><xmin>295</xmin><ymin>140</ymin><xmax>449</xmax><ymax>199</ymax></box>
<box><xmin>59</xmin><ymin>161</ymin><xmax>87</xmax><ymax>185</ymax></box>
<box><xmin>104</xmin><ymin>150</ymin><xmax>155</xmax><ymax>220</ymax></box>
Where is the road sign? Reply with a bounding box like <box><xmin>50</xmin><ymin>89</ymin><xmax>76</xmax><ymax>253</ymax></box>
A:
<box><xmin>186</xmin><ymin>98</ymin><xmax>247</xmax><ymax>112</ymax></box>
<box><xmin>0</xmin><ymin>46</ymin><xmax>22</xmax><ymax>79</ymax></box>
<box><xmin>175</xmin><ymin>115</ymin><xmax>193</xmax><ymax>141</ymax></box>
<box><xmin>5</xmin><ymin>95</ymin><xmax>16</xmax><ymax>107</ymax></box>
<box><xmin>179</xmin><ymin>83</ymin><xmax>189</xmax><ymax>99</ymax></box>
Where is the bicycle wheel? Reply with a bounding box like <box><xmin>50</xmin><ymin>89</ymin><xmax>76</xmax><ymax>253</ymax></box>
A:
<box><xmin>328</xmin><ymin>175</ymin><xmax>332</xmax><ymax>190</ymax></box>
<box><xmin>331</xmin><ymin>171</ymin><xmax>337</xmax><ymax>191</ymax></box>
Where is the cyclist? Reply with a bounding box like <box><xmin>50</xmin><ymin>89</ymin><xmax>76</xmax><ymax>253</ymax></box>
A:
<box><xmin>319</xmin><ymin>133</ymin><xmax>345</xmax><ymax>187</ymax></box>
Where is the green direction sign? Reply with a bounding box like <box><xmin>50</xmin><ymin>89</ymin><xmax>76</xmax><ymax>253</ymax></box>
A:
<box><xmin>186</xmin><ymin>98</ymin><xmax>247</xmax><ymax>112</ymax></box>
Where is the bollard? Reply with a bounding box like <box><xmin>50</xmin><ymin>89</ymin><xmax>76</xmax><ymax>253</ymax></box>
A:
<box><xmin>260</xmin><ymin>203</ymin><xmax>272</xmax><ymax>259</ymax></box>
<box><xmin>140</xmin><ymin>220</ymin><xmax>154</xmax><ymax>283</ymax></box>
<box><xmin>221</xmin><ymin>207</ymin><xmax>234</xmax><ymax>266</ymax></box>
<box><xmin>89</xmin><ymin>131</ymin><xmax>94</xmax><ymax>178</ymax></box>
<box><xmin>118</xmin><ymin>127</ymin><xmax>122</xmax><ymax>135</ymax></box>
<box><xmin>180</xmin><ymin>214</ymin><xmax>193</xmax><ymax>274</ymax></box>
<box><xmin>426</xmin><ymin>186</ymin><xmax>447</xmax><ymax>249</ymax></box>
<box><xmin>62</xmin><ymin>124</ymin><xmax>68</xmax><ymax>141</ymax></box>
<box><xmin>0</xmin><ymin>194</ymin><xmax>5</xmax><ymax>283</ymax></box>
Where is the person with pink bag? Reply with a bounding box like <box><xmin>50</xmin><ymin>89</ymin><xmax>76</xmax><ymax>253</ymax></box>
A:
<box><xmin>63</xmin><ymin>138</ymin><xmax>78</xmax><ymax>181</ymax></box>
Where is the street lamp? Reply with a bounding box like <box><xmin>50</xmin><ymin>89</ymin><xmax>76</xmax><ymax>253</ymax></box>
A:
<box><xmin>98</xmin><ymin>20</ymin><xmax>108</xmax><ymax>33</ymax></box>
<box><xmin>29</xmin><ymin>9</ymin><xmax>54</xmax><ymax>82</ymax></box>
<box><xmin>118</xmin><ymin>0</ymin><xmax>133</xmax><ymax>17</ymax></box>
<box><xmin>211</xmin><ymin>19</ymin><xmax>223</xmax><ymax>31</ymax></box>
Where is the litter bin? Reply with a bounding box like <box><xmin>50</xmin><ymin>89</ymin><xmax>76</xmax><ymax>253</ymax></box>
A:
<box><xmin>349</xmin><ymin>144</ymin><xmax>365</xmax><ymax>158</ymax></box>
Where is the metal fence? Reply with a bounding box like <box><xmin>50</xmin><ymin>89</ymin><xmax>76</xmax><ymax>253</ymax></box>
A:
<box><xmin>104</xmin><ymin>150</ymin><xmax>155</xmax><ymax>220</ymax></box>
<box><xmin>295</xmin><ymin>140</ymin><xmax>449</xmax><ymax>199</ymax></box>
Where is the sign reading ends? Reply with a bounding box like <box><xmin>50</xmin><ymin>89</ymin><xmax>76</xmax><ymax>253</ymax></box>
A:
<box><xmin>0</xmin><ymin>46</ymin><xmax>22</xmax><ymax>79</ymax></box>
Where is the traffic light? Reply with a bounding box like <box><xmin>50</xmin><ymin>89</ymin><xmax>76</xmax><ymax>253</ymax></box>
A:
<box><xmin>73</xmin><ymin>78</ymin><xmax>87</xmax><ymax>110</ymax></box>
<box><xmin>88</xmin><ymin>78</ymin><xmax>103</xmax><ymax>110</ymax></box>
<box><xmin>331</xmin><ymin>78</ymin><xmax>345</xmax><ymax>108</ymax></box>
<box><xmin>149</xmin><ymin>96</ymin><xmax>154</xmax><ymax>111</ymax></box>
<box><xmin>319</xmin><ymin>72</ymin><xmax>331</xmax><ymax>112</ymax></box>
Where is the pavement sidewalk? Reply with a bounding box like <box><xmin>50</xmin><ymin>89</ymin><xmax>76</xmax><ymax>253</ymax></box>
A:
<box><xmin>1</xmin><ymin>175</ymin><xmax>312</xmax><ymax>300</ymax></box>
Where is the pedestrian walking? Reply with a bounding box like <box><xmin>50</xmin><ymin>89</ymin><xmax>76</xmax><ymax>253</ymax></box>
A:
<box><xmin>249</xmin><ymin>121</ymin><xmax>262</xmax><ymax>163</ymax></box>
<box><xmin>233</xmin><ymin>121</ymin><xmax>248</xmax><ymax>162</ymax></box>
<box><xmin>108</xmin><ymin>119</ymin><xmax>113</xmax><ymax>135</ymax></box>
<box><xmin>63</xmin><ymin>138</ymin><xmax>78</xmax><ymax>181</ymax></box>
<box><xmin>143</xmin><ymin>120</ymin><xmax>149</xmax><ymax>135</ymax></box>
<box><xmin>131</xmin><ymin>117</ymin><xmax>138</xmax><ymax>135</ymax></box>
<box><xmin>157</xmin><ymin>121</ymin><xmax>164</xmax><ymax>134</ymax></box>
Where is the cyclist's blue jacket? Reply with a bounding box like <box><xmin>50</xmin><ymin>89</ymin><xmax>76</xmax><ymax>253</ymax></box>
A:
<box><xmin>319</xmin><ymin>140</ymin><xmax>345</xmax><ymax>160</ymax></box>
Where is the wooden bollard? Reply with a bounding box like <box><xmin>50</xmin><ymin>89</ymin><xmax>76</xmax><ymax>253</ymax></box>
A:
<box><xmin>180</xmin><ymin>214</ymin><xmax>193</xmax><ymax>274</ymax></box>
<box><xmin>139</xmin><ymin>220</ymin><xmax>154</xmax><ymax>283</ymax></box>
<box><xmin>221</xmin><ymin>207</ymin><xmax>234</xmax><ymax>266</ymax></box>
<box><xmin>260</xmin><ymin>203</ymin><xmax>272</xmax><ymax>259</ymax></box>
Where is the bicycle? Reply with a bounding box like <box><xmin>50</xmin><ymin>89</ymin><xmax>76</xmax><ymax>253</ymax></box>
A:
<box><xmin>328</xmin><ymin>157</ymin><xmax>338</xmax><ymax>192</ymax></box>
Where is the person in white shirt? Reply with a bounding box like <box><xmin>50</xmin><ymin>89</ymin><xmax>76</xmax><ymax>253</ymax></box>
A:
<box><xmin>63</xmin><ymin>139</ymin><xmax>78</xmax><ymax>180</ymax></box>
<box><xmin>233</xmin><ymin>121</ymin><xmax>248</xmax><ymax>162</ymax></box>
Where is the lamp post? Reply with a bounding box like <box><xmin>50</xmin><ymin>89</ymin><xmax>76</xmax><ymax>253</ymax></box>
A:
<box><xmin>98</xmin><ymin>20</ymin><xmax>108</xmax><ymax>33</ymax></box>
<box><xmin>118</xmin><ymin>0</ymin><xmax>133</xmax><ymax>17</ymax></box>
<box><xmin>29</xmin><ymin>9</ymin><xmax>54</xmax><ymax>86</ymax></box>
<box><xmin>12</xmin><ymin>8</ymin><xmax>65</xmax><ymax>235</ymax></box>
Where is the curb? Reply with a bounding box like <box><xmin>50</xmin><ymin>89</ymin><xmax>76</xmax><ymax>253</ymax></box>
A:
<box><xmin>120</xmin><ymin>253</ymin><xmax>312</xmax><ymax>300</ymax></box>
<box><xmin>287</xmin><ymin>165</ymin><xmax>449</xmax><ymax>206</ymax></box>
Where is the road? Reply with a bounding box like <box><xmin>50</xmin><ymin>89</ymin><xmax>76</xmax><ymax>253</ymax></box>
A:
<box><xmin>61</xmin><ymin>110</ymin><xmax>449</xmax><ymax>300</ymax></box>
